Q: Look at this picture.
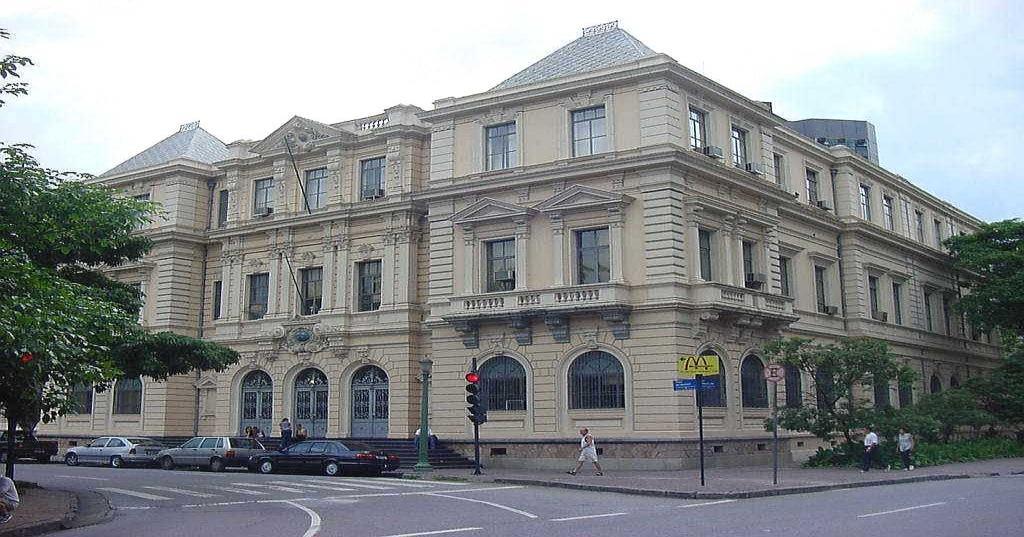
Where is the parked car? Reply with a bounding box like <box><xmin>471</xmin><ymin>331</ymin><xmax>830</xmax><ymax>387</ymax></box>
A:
<box><xmin>0</xmin><ymin>431</ymin><xmax>59</xmax><ymax>463</ymax></box>
<box><xmin>64</xmin><ymin>437</ymin><xmax>165</xmax><ymax>468</ymax></box>
<box><xmin>248</xmin><ymin>440</ymin><xmax>399</xmax><ymax>476</ymax></box>
<box><xmin>157</xmin><ymin>437</ymin><xmax>266</xmax><ymax>472</ymax></box>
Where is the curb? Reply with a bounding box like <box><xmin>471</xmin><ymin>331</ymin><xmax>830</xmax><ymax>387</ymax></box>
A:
<box><xmin>0</xmin><ymin>490</ymin><xmax>112</xmax><ymax>537</ymax></box>
<box><xmin>494</xmin><ymin>473</ymin><xmax>971</xmax><ymax>500</ymax></box>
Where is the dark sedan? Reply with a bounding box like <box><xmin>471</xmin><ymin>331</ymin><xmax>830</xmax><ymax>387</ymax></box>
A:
<box><xmin>248</xmin><ymin>440</ymin><xmax>399</xmax><ymax>476</ymax></box>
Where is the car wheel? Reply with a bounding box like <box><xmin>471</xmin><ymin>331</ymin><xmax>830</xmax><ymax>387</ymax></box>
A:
<box><xmin>64</xmin><ymin>453</ymin><xmax>79</xmax><ymax>466</ymax></box>
<box><xmin>110</xmin><ymin>456</ymin><xmax>123</xmax><ymax>468</ymax></box>
<box><xmin>323</xmin><ymin>461</ymin><xmax>340</xmax><ymax>476</ymax></box>
<box><xmin>210</xmin><ymin>458</ymin><xmax>225</xmax><ymax>473</ymax></box>
<box><xmin>160</xmin><ymin>456</ymin><xmax>175</xmax><ymax>470</ymax></box>
<box><xmin>258</xmin><ymin>460</ymin><xmax>274</xmax><ymax>474</ymax></box>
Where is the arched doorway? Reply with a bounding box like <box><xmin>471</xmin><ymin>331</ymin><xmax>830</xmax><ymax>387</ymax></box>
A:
<box><xmin>294</xmin><ymin>368</ymin><xmax>328</xmax><ymax>438</ymax></box>
<box><xmin>351</xmin><ymin>366</ymin><xmax>389</xmax><ymax>438</ymax></box>
<box><xmin>240</xmin><ymin>370</ymin><xmax>273</xmax><ymax>435</ymax></box>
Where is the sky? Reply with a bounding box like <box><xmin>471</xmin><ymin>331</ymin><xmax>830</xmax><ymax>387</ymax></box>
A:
<box><xmin>2</xmin><ymin>0</ymin><xmax>1021</xmax><ymax>221</ymax></box>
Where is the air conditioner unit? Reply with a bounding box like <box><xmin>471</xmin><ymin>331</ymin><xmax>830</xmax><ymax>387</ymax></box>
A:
<box><xmin>745</xmin><ymin>162</ymin><xmax>763</xmax><ymax>175</ymax></box>
<box><xmin>703</xmin><ymin>145</ymin><xmax>724</xmax><ymax>159</ymax></box>
<box><xmin>816</xmin><ymin>200</ymin><xmax>833</xmax><ymax>211</ymax></box>
<box><xmin>254</xmin><ymin>206</ymin><xmax>273</xmax><ymax>217</ymax></box>
<box><xmin>824</xmin><ymin>305</ymin><xmax>839</xmax><ymax>315</ymax></box>
<box><xmin>872</xmin><ymin>311</ymin><xmax>888</xmax><ymax>322</ymax></box>
<box><xmin>494</xmin><ymin>270</ymin><xmax>515</xmax><ymax>282</ymax></box>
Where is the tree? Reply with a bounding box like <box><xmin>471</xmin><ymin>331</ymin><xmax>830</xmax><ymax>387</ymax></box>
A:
<box><xmin>1</xmin><ymin>29</ymin><xmax>239</xmax><ymax>478</ymax></box>
<box><xmin>967</xmin><ymin>346</ymin><xmax>1024</xmax><ymax>441</ymax></box>
<box><xmin>945</xmin><ymin>219</ymin><xmax>1024</xmax><ymax>334</ymax></box>
<box><xmin>762</xmin><ymin>337</ymin><xmax>916</xmax><ymax>444</ymax></box>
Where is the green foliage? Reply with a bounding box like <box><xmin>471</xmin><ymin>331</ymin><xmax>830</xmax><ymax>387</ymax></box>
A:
<box><xmin>945</xmin><ymin>219</ymin><xmax>1024</xmax><ymax>333</ymax></box>
<box><xmin>968</xmin><ymin>347</ymin><xmax>1024</xmax><ymax>438</ymax></box>
<box><xmin>804</xmin><ymin>438</ymin><xmax>1024</xmax><ymax>468</ymax></box>
<box><xmin>912</xmin><ymin>387</ymin><xmax>997</xmax><ymax>442</ymax></box>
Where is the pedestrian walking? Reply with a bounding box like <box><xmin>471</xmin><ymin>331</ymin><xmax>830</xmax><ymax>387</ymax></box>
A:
<box><xmin>898</xmin><ymin>428</ymin><xmax>915</xmax><ymax>471</ymax></box>
<box><xmin>861</xmin><ymin>428</ymin><xmax>880</xmax><ymax>472</ymax></box>
<box><xmin>567</xmin><ymin>428</ymin><xmax>603</xmax><ymax>476</ymax></box>
<box><xmin>294</xmin><ymin>423</ymin><xmax>308</xmax><ymax>442</ymax></box>
<box><xmin>0</xmin><ymin>476</ymin><xmax>20</xmax><ymax>525</ymax></box>
<box><xmin>280</xmin><ymin>418</ymin><xmax>292</xmax><ymax>448</ymax></box>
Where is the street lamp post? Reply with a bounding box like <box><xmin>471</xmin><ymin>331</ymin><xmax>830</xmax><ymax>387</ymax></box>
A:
<box><xmin>414</xmin><ymin>357</ymin><xmax>433</xmax><ymax>472</ymax></box>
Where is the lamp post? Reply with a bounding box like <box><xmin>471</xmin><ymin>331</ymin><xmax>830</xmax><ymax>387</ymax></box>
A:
<box><xmin>414</xmin><ymin>357</ymin><xmax>433</xmax><ymax>472</ymax></box>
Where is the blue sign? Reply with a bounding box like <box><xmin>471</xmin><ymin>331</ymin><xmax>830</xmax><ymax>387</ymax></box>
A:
<box><xmin>673</xmin><ymin>378</ymin><xmax>720</xmax><ymax>391</ymax></box>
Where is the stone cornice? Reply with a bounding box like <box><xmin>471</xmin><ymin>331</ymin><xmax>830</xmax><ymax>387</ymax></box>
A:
<box><xmin>89</xmin><ymin>160</ymin><xmax>222</xmax><ymax>186</ymax></box>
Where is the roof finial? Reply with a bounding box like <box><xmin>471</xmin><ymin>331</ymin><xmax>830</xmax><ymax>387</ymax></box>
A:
<box><xmin>582</xmin><ymin>21</ymin><xmax>618</xmax><ymax>37</ymax></box>
<box><xmin>179</xmin><ymin>121</ymin><xmax>200</xmax><ymax>133</ymax></box>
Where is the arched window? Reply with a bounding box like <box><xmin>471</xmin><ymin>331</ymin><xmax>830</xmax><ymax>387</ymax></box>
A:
<box><xmin>113</xmin><ymin>377</ymin><xmax>142</xmax><ymax>415</ymax></box>
<box><xmin>70</xmin><ymin>384</ymin><xmax>93</xmax><ymax>414</ymax></box>
<box><xmin>568</xmin><ymin>351</ymin><xmax>624</xmax><ymax>409</ymax></box>
<box><xmin>479</xmin><ymin>356</ymin><xmax>527</xmax><ymax>411</ymax></box>
<box><xmin>930</xmin><ymin>374</ymin><xmax>942</xmax><ymax>394</ymax></box>
<box><xmin>873</xmin><ymin>379</ymin><xmax>891</xmax><ymax>408</ymax></box>
<box><xmin>785</xmin><ymin>367</ymin><xmax>802</xmax><ymax>408</ymax></box>
<box><xmin>698</xmin><ymin>351</ymin><xmax>727</xmax><ymax>408</ymax></box>
<box><xmin>741</xmin><ymin>355</ymin><xmax>768</xmax><ymax>408</ymax></box>
<box><xmin>898</xmin><ymin>380</ymin><xmax>913</xmax><ymax>408</ymax></box>
<box><xmin>949</xmin><ymin>375</ymin><xmax>960</xmax><ymax>389</ymax></box>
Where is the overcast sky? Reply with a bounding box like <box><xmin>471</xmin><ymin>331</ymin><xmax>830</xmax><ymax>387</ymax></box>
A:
<box><xmin>3</xmin><ymin>0</ymin><xmax>1021</xmax><ymax>221</ymax></box>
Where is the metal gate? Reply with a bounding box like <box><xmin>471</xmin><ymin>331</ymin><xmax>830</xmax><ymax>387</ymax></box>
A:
<box><xmin>240</xmin><ymin>370</ymin><xmax>273</xmax><ymax>435</ymax></box>
<box><xmin>294</xmin><ymin>368</ymin><xmax>329</xmax><ymax>438</ymax></box>
<box><xmin>350</xmin><ymin>366</ymin><xmax>389</xmax><ymax>438</ymax></box>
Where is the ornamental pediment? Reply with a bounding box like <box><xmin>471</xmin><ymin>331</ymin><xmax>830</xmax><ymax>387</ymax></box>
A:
<box><xmin>250</xmin><ymin>116</ymin><xmax>344</xmax><ymax>155</ymax></box>
<box><xmin>450</xmin><ymin>198</ymin><xmax>536</xmax><ymax>226</ymax></box>
<box><xmin>534</xmin><ymin>185</ymin><xmax>633</xmax><ymax>214</ymax></box>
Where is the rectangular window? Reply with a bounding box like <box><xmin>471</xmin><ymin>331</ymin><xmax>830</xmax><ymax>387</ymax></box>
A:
<box><xmin>805</xmin><ymin>169</ymin><xmax>819</xmax><ymax>204</ymax></box>
<box><xmin>217</xmin><ymin>190</ymin><xmax>229</xmax><ymax>227</ymax></box>
<box><xmin>486</xmin><ymin>122</ymin><xmax>518</xmax><ymax>170</ymax></box>
<box><xmin>212</xmin><ymin>280</ymin><xmax>222</xmax><ymax>320</ymax></box>
<box><xmin>859</xmin><ymin>184</ymin><xmax>872</xmax><ymax>220</ymax></box>
<box><xmin>253</xmin><ymin>178</ymin><xmax>274</xmax><ymax>212</ymax></box>
<box><xmin>779</xmin><ymin>256</ymin><xmax>792</xmax><ymax>297</ymax></box>
<box><xmin>948</xmin><ymin>221</ymin><xmax>956</xmax><ymax>239</ymax></box>
<box><xmin>688</xmin><ymin>107</ymin><xmax>707</xmax><ymax>150</ymax></box>
<box><xmin>698</xmin><ymin>229</ymin><xmax>713</xmax><ymax>281</ymax></box>
<box><xmin>575</xmin><ymin>228</ymin><xmax>610</xmax><ymax>284</ymax></box>
<box><xmin>247</xmin><ymin>273</ymin><xmax>269</xmax><ymax>320</ymax></box>
<box><xmin>300</xmin><ymin>267</ymin><xmax>323</xmax><ymax>315</ymax></box>
<box><xmin>883</xmin><ymin>196</ymin><xmax>895</xmax><ymax>230</ymax></box>
<box><xmin>868</xmin><ymin>276</ymin><xmax>880</xmax><ymax>316</ymax></box>
<box><xmin>814</xmin><ymin>265</ymin><xmax>828</xmax><ymax>313</ymax></box>
<box><xmin>571</xmin><ymin>106</ymin><xmax>607</xmax><ymax>157</ymax></box>
<box><xmin>359</xmin><ymin>157</ymin><xmax>386</xmax><ymax>200</ymax></box>
<box><xmin>357</xmin><ymin>260</ymin><xmax>382</xmax><ymax>312</ymax></box>
<box><xmin>132</xmin><ymin>194</ymin><xmax>150</xmax><ymax>230</ymax></box>
<box><xmin>486</xmin><ymin>239</ymin><xmax>516</xmax><ymax>292</ymax></box>
<box><xmin>773</xmin><ymin>153</ymin><xmax>785</xmax><ymax>185</ymax></box>
<box><xmin>915</xmin><ymin>211</ymin><xmax>925</xmax><ymax>242</ymax></box>
<box><xmin>942</xmin><ymin>296</ymin><xmax>952</xmax><ymax>335</ymax></box>
<box><xmin>742</xmin><ymin>241</ymin><xmax>755</xmax><ymax>277</ymax></box>
<box><xmin>901</xmin><ymin>199</ymin><xmax>912</xmax><ymax>238</ymax></box>
<box><xmin>304</xmin><ymin>168</ymin><xmax>327</xmax><ymax>210</ymax></box>
<box><xmin>730</xmin><ymin>126</ymin><xmax>748</xmax><ymax>168</ymax></box>
<box><xmin>924</xmin><ymin>291</ymin><xmax>934</xmax><ymax>331</ymax></box>
<box><xmin>933</xmin><ymin>219</ymin><xmax>943</xmax><ymax>247</ymax></box>
<box><xmin>892</xmin><ymin>282</ymin><xmax>903</xmax><ymax>325</ymax></box>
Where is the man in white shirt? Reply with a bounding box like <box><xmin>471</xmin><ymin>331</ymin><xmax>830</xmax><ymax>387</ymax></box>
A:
<box><xmin>567</xmin><ymin>428</ymin><xmax>604</xmax><ymax>476</ymax></box>
<box><xmin>0</xmin><ymin>476</ymin><xmax>19</xmax><ymax>524</ymax></box>
<box><xmin>861</xmin><ymin>429</ymin><xmax>880</xmax><ymax>472</ymax></box>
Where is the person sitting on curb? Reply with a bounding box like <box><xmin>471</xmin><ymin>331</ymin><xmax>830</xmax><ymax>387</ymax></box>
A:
<box><xmin>0</xmin><ymin>476</ymin><xmax>19</xmax><ymax>525</ymax></box>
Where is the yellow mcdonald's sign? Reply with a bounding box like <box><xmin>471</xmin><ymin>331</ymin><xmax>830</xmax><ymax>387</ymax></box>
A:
<box><xmin>676</xmin><ymin>354</ymin><xmax>720</xmax><ymax>378</ymax></box>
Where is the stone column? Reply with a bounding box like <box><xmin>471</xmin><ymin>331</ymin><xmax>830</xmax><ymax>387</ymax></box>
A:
<box><xmin>686</xmin><ymin>206</ymin><xmax>703</xmax><ymax>282</ymax></box>
<box><xmin>221</xmin><ymin>254</ymin><xmax>235</xmax><ymax>319</ymax></box>
<box><xmin>321</xmin><ymin>240</ymin><xmax>336</xmax><ymax>312</ymax></box>
<box><xmin>335</xmin><ymin>236</ymin><xmax>350</xmax><ymax>313</ymax></box>
<box><xmin>270</xmin><ymin>249</ymin><xmax>283</xmax><ymax>316</ymax></box>
<box><xmin>550</xmin><ymin>214</ymin><xmax>565</xmax><ymax>287</ymax></box>
<box><xmin>608</xmin><ymin>206</ymin><xmax>625</xmax><ymax>283</ymax></box>
<box><xmin>383</xmin><ymin>232</ymin><xmax>397</xmax><ymax>308</ymax></box>
<box><xmin>514</xmin><ymin>220</ymin><xmax>530</xmax><ymax>291</ymax></box>
<box><xmin>462</xmin><ymin>225</ymin><xmax>476</xmax><ymax>294</ymax></box>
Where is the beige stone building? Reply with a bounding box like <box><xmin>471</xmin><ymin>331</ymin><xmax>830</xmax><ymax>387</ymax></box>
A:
<box><xmin>39</xmin><ymin>23</ymin><xmax>1000</xmax><ymax>469</ymax></box>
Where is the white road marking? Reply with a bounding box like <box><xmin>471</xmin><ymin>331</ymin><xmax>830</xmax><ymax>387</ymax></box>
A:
<box><xmin>550</xmin><ymin>512</ymin><xmax>628</xmax><ymax>522</ymax></box>
<box><xmin>98</xmin><ymin>488</ymin><xmax>171</xmax><ymax>501</ymax></box>
<box><xmin>270</xmin><ymin>481</ymin><xmax>356</xmax><ymax>492</ymax></box>
<box><xmin>678</xmin><ymin>499</ymin><xmax>737</xmax><ymax>508</ymax></box>
<box><xmin>377</xmin><ymin>528</ymin><xmax>482</xmax><ymax>537</ymax></box>
<box><xmin>281</xmin><ymin>500</ymin><xmax>321</xmax><ymax>537</ymax></box>
<box><xmin>337</xmin><ymin>477</ymin><xmax>433</xmax><ymax>488</ymax></box>
<box><xmin>143</xmin><ymin>486</ymin><xmax>216</xmax><ymax>498</ymax></box>
<box><xmin>857</xmin><ymin>502</ymin><xmax>947</xmax><ymax>518</ymax></box>
<box><xmin>207</xmin><ymin>486</ymin><xmax>269</xmax><ymax>496</ymax></box>
<box><xmin>116</xmin><ymin>506</ymin><xmax>154</xmax><ymax>510</ymax></box>
<box><xmin>336</xmin><ymin>485</ymin><xmax>525</xmax><ymax>499</ymax></box>
<box><xmin>424</xmin><ymin>492</ymin><xmax>538</xmax><ymax>519</ymax></box>
<box><xmin>57</xmin><ymin>475</ymin><xmax>109</xmax><ymax>481</ymax></box>
<box><xmin>307</xmin><ymin>478</ymin><xmax>394</xmax><ymax>490</ymax></box>
<box><xmin>231</xmin><ymin>482</ymin><xmax>306</xmax><ymax>493</ymax></box>
<box><xmin>182</xmin><ymin>500</ymin><xmax>251</xmax><ymax>508</ymax></box>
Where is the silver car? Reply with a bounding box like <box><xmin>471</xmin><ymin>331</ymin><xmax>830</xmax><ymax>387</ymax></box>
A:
<box><xmin>157</xmin><ymin>436</ymin><xmax>266</xmax><ymax>472</ymax></box>
<box><xmin>64</xmin><ymin>437</ymin><xmax>163</xmax><ymax>468</ymax></box>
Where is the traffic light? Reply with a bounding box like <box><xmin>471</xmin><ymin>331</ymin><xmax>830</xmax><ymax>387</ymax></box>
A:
<box><xmin>465</xmin><ymin>371</ymin><xmax>487</xmax><ymax>425</ymax></box>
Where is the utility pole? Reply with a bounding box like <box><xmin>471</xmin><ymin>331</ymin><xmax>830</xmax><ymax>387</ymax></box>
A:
<box><xmin>414</xmin><ymin>357</ymin><xmax>433</xmax><ymax>473</ymax></box>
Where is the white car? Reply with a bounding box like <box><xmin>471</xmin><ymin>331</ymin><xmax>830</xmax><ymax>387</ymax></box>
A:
<box><xmin>64</xmin><ymin>437</ymin><xmax>163</xmax><ymax>468</ymax></box>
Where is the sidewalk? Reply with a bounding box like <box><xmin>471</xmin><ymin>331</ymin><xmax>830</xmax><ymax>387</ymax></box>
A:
<box><xmin>430</xmin><ymin>458</ymin><xmax>1024</xmax><ymax>500</ymax></box>
<box><xmin>0</xmin><ymin>483</ymin><xmax>111</xmax><ymax>537</ymax></box>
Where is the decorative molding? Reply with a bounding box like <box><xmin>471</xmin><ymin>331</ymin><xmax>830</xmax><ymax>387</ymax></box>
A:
<box><xmin>250</xmin><ymin>116</ymin><xmax>343</xmax><ymax>155</ymax></box>
<box><xmin>535</xmin><ymin>185</ymin><xmax>634</xmax><ymax>215</ymax></box>
<box><xmin>544</xmin><ymin>314</ymin><xmax>570</xmax><ymax>343</ymax></box>
<box><xmin>450</xmin><ymin>197</ymin><xmax>537</xmax><ymax>227</ymax></box>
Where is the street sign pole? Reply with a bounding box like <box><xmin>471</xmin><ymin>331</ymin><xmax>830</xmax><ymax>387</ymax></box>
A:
<box><xmin>696</xmin><ymin>373</ymin><xmax>705</xmax><ymax>487</ymax></box>
<box><xmin>772</xmin><ymin>380</ymin><xmax>779</xmax><ymax>486</ymax></box>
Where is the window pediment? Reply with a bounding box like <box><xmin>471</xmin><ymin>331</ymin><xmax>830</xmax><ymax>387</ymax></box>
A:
<box><xmin>250</xmin><ymin>116</ymin><xmax>345</xmax><ymax>155</ymax></box>
<box><xmin>450</xmin><ymin>198</ymin><xmax>536</xmax><ymax>227</ymax></box>
<box><xmin>535</xmin><ymin>185</ymin><xmax>633</xmax><ymax>215</ymax></box>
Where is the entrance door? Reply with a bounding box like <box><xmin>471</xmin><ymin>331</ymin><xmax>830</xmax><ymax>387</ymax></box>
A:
<box><xmin>240</xmin><ymin>370</ymin><xmax>273</xmax><ymax>436</ymax></box>
<box><xmin>294</xmin><ymin>368</ymin><xmax>329</xmax><ymax>438</ymax></box>
<box><xmin>350</xmin><ymin>366</ymin><xmax>389</xmax><ymax>438</ymax></box>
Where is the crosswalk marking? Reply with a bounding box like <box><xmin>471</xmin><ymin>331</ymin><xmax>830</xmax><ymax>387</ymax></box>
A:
<box><xmin>98</xmin><ymin>488</ymin><xmax>171</xmax><ymax>501</ymax></box>
<box><xmin>335</xmin><ymin>477</ymin><xmax>433</xmax><ymax>488</ymax></box>
<box><xmin>231</xmin><ymin>482</ymin><xmax>306</xmax><ymax>493</ymax></box>
<box><xmin>307</xmin><ymin>478</ymin><xmax>393</xmax><ymax>490</ymax></box>
<box><xmin>207</xmin><ymin>486</ymin><xmax>269</xmax><ymax>496</ymax></box>
<box><xmin>270</xmin><ymin>481</ymin><xmax>356</xmax><ymax>492</ymax></box>
<box><xmin>143</xmin><ymin>486</ymin><xmax>216</xmax><ymax>498</ymax></box>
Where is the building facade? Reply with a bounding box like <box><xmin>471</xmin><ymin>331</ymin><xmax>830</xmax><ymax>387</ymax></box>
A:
<box><xmin>39</xmin><ymin>23</ymin><xmax>1000</xmax><ymax>469</ymax></box>
<box><xmin>789</xmin><ymin>118</ymin><xmax>880</xmax><ymax>164</ymax></box>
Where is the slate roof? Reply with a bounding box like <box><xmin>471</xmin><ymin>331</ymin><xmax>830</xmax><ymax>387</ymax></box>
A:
<box><xmin>492</xmin><ymin>26</ymin><xmax>658</xmax><ymax>91</ymax></box>
<box><xmin>100</xmin><ymin>126</ymin><xmax>229</xmax><ymax>177</ymax></box>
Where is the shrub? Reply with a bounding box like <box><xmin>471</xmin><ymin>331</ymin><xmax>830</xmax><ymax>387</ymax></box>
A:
<box><xmin>803</xmin><ymin>438</ymin><xmax>1024</xmax><ymax>468</ymax></box>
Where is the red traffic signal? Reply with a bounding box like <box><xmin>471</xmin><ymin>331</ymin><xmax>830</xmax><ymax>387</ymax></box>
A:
<box><xmin>19</xmin><ymin>352</ymin><xmax>33</xmax><ymax>364</ymax></box>
<box><xmin>465</xmin><ymin>372</ymin><xmax>480</xmax><ymax>383</ymax></box>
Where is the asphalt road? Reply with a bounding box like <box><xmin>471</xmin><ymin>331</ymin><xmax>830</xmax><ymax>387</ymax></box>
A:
<box><xmin>12</xmin><ymin>462</ymin><xmax>1024</xmax><ymax>537</ymax></box>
